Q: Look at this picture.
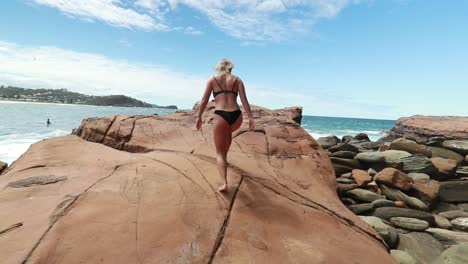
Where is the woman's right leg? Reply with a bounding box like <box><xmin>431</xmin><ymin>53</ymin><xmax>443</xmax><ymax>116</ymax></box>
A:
<box><xmin>213</xmin><ymin>115</ymin><xmax>229</xmax><ymax>192</ymax></box>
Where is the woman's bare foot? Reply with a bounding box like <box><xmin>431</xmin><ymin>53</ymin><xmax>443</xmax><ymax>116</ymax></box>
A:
<box><xmin>217</xmin><ymin>184</ymin><xmax>228</xmax><ymax>192</ymax></box>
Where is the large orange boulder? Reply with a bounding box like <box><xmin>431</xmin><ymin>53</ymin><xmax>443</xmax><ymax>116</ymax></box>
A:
<box><xmin>0</xmin><ymin>103</ymin><xmax>394</xmax><ymax>264</ymax></box>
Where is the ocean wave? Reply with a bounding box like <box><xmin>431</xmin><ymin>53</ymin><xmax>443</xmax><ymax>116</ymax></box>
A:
<box><xmin>0</xmin><ymin>129</ymin><xmax>70</xmax><ymax>165</ymax></box>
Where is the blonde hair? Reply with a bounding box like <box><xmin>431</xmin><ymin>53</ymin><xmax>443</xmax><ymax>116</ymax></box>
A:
<box><xmin>215</xmin><ymin>58</ymin><xmax>234</xmax><ymax>74</ymax></box>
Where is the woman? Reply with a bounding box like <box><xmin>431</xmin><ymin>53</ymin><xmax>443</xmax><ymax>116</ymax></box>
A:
<box><xmin>196</xmin><ymin>59</ymin><xmax>255</xmax><ymax>192</ymax></box>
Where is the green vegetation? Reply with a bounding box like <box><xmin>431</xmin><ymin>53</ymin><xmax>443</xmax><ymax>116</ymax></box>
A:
<box><xmin>0</xmin><ymin>85</ymin><xmax>177</xmax><ymax>109</ymax></box>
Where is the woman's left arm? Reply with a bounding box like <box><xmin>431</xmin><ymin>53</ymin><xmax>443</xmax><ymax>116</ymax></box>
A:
<box><xmin>196</xmin><ymin>79</ymin><xmax>212</xmax><ymax>130</ymax></box>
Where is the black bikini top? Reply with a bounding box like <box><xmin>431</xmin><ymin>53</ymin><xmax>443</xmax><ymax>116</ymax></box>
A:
<box><xmin>212</xmin><ymin>76</ymin><xmax>238</xmax><ymax>98</ymax></box>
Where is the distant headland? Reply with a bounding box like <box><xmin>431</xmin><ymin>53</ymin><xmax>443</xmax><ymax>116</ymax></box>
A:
<box><xmin>0</xmin><ymin>86</ymin><xmax>178</xmax><ymax>109</ymax></box>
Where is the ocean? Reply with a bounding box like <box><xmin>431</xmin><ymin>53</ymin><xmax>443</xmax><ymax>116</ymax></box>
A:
<box><xmin>0</xmin><ymin>101</ymin><xmax>395</xmax><ymax>165</ymax></box>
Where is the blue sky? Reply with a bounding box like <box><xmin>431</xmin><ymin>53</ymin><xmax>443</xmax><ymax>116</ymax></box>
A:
<box><xmin>0</xmin><ymin>0</ymin><xmax>467</xmax><ymax>119</ymax></box>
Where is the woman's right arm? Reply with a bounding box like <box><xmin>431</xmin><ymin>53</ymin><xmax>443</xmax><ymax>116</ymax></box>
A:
<box><xmin>196</xmin><ymin>79</ymin><xmax>212</xmax><ymax>130</ymax></box>
<box><xmin>237</xmin><ymin>79</ymin><xmax>255</xmax><ymax>130</ymax></box>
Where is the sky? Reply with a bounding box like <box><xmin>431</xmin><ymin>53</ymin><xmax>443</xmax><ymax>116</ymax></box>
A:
<box><xmin>0</xmin><ymin>0</ymin><xmax>467</xmax><ymax>119</ymax></box>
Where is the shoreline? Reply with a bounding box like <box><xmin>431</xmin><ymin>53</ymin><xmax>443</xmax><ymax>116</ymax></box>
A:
<box><xmin>0</xmin><ymin>99</ymin><xmax>175</xmax><ymax>109</ymax></box>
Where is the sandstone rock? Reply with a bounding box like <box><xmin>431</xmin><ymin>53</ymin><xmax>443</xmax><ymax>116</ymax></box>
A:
<box><xmin>431</xmin><ymin>242</ymin><xmax>468</xmax><ymax>264</ymax></box>
<box><xmin>381</xmin><ymin>150</ymin><xmax>412</xmax><ymax>164</ymax></box>
<box><xmin>450</xmin><ymin>217</ymin><xmax>468</xmax><ymax>231</ymax></box>
<box><xmin>352</xmin><ymin>141</ymin><xmax>381</xmax><ymax>151</ymax></box>
<box><xmin>407</xmin><ymin>173</ymin><xmax>430</xmax><ymax>181</ymax></box>
<box><xmin>355</xmin><ymin>152</ymin><xmax>385</xmax><ymax>163</ymax></box>
<box><xmin>0</xmin><ymin>161</ymin><xmax>7</xmax><ymax>174</ymax></box>
<box><xmin>439</xmin><ymin>181</ymin><xmax>468</xmax><ymax>202</ymax></box>
<box><xmin>337</xmin><ymin>183</ymin><xmax>359</xmax><ymax>195</ymax></box>
<box><xmin>434</xmin><ymin>215</ymin><xmax>453</xmax><ymax>230</ymax></box>
<box><xmin>373</xmin><ymin>207</ymin><xmax>435</xmax><ymax>225</ymax></box>
<box><xmin>330</xmin><ymin>157</ymin><xmax>362</xmax><ymax>169</ymax></box>
<box><xmin>351</xmin><ymin>169</ymin><xmax>372</xmax><ymax>186</ymax></box>
<box><xmin>396</xmin><ymin>232</ymin><xmax>444</xmax><ymax>264</ymax></box>
<box><xmin>409</xmin><ymin>180</ymin><xmax>439</xmax><ymax>207</ymax></box>
<box><xmin>442</xmin><ymin>140</ymin><xmax>468</xmax><ymax>155</ymax></box>
<box><xmin>0</xmin><ymin>104</ymin><xmax>394</xmax><ymax>264</ymax></box>
<box><xmin>394</xmin><ymin>201</ymin><xmax>407</xmax><ymax>208</ymax></box>
<box><xmin>430</xmin><ymin>157</ymin><xmax>458</xmax><ymax>178</ymax></box>
<box><xmin>333</xmin><ymin>164</ymin><xmax>353</xmax><ymax>176</ymax></box>
<box><xmin>359</xmin><ymin>216</ymin><xmax>399</xmax><ymax>249</ymax></box>
<box><xmin>390</xmin><ymin>250</ymin><xmax>418</xmax><ymax>264</ymax></box>
<box><xmin>389</xmin><ymin>217</ymin><xmax>429</xmax><ymax>231</ymax></box>
<box><xmin>348</xmin><ymin>203</ymin><xmax>374</xmax><ymax>215</ymax></box>
<box><xmin>366</xmin><ymin>181</ymin><xmax>379</xmax><ymax>192</ymax></box>
<box><xmin>372</xmin><ymin>199</ymin><xmax>396</xmax><ymax>208</ymax></box>
<box><xmin>317</xmin><ymin>136</ymin><xmax>340</xmax><ymax>149</ymax></box>
<box><xmin>380</xmin><ymin>185</ymin><xmax>429</xmax><ymax>211</ymax></box>
<box><xmin>395</xmin><ymin>154</ymin><xmax>437</xmax><ymax>175</ymax></box>
<box><xmin>429</xmin><ymin>147</ymin><xmax>464</xmax><ymax>164</ymax></box>
<box><xmin>425</xmin><ymin>228</ymin><xmax>468</xmax><ymax>247</ymax></box>
<box><xmin>390</xmin><ymin>138</ymin><xmax>432</xmax><ymax>157</ymax></box>
<box><xmin>329</xmin><ymin>144</ymin><xmax>360</xmax><ymax>153</ymax></box>
<box><xmin>438</xmin><ymin>210</ymin><xmax>468</xmax><ymax>220</ymax></box>
<box><xmin>375</xmin><ymin>168</ymin><xmax>413</xmax><ymax>191</ymax></box>
<box><xmin>336</xmin><ymin>177</ymin><xmax>353</xmax><ymax>184</ymax></box>
<box><xmin>387</xmin><ymin>115</ymin><xmax>468</xmax><ymax>144</ymax></box>
<box><xmin>329</xmin><ymin>151</ymin><xmax>357</xmax><ymax>159</ymax></box>
<box><xmin>347</xmin><ymin>188</ymin><xmax>385</xmax><ymax>203</ymax></box>
<box><xmin>7</xmin><ymin>175</ymin><xmax>67</xmax><ymax>188</ymax></box>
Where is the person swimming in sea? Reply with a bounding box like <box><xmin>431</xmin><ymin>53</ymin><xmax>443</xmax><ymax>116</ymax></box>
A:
<box><xmin>196</xmin><ymin>58</ymin><xmax>255</xmax><ymax>192</ymax></box>
<box><xmin>46</xmin><ymin>119</ymin><xmax>51</xmax><ymax>126</ymax></box>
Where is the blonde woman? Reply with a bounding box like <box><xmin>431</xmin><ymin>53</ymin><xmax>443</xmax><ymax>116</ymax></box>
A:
<box><xmin>196</xmin><ymin>59</ymin><xmax>255</xmax><ymax>192</ymax></box>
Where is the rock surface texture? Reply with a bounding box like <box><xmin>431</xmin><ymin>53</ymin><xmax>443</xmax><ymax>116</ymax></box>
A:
<box><xmin>388</xmin><ymin>115</ymin><xmax>468</xmax><ymax>144</ymax></box>
<box><xmin>0</xmin><ymin>103</ymin><xmax>394</xmax><ymax>264</ymax></box>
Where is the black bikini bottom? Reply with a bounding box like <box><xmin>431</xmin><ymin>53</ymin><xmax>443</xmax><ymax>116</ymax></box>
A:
<box><xmin>214</xmin><ymin>109</ymin><xmax>242</xmax><ymax>126</ymax></box>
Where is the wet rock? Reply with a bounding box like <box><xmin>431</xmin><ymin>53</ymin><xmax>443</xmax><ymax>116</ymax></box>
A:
<box><xmin>348</xmin><ymin>203</ymin><xmax>374</xmax><ymax>215</ymax></box>
<box><xmin>430</xmin><ymin>157</ymin><xmax>458</xmax><ymax>178</ymax></box>
<box><xmin>337</xmin><ymin>183</ymin><xmax>358</xmax><ymax>195</ymax></box>
<box><xmin>317</xmin><ymin>136</ymin><xmax>340</xmax><ymax>149</ymax></box>
<box><xmin>354</xmin><ymin>133</ymin><xmax>370</xmax><ymax>141</ymax></box>
<box><xmin>380</xmin><ymin>185</ymin><xmax>429</xmax><ymax>211</ymax></box>
<box><xmin>396</xmin><ymin>232</ymin><xmax>444</xmax><ymax>264</ymax></box>
<box><xmin>395</xmin><ymin>154</ymin><xmax>437</xmax><ymax>175</ymax></box>
<box><xmin>450</xmin><ymin>217</ymin><xmax>468</xmax><ymax>231</ymax></box>
<box><xmin>433</xmin><ymin>202</ymin><xmax>461</xmax><ymax>214</ymax></box>
<box><xmin>389</xmin><ymin>217</ymin><xmax>429</xmax><ymax>231</ymax></box>
<box><xmin>439</xmin><ymin>181</ymin><xmax>468</xmax><ymax>202</ymax></box>
<box><xmin>456</xmin><ymin>166</ymin><xmax>468</xmax><ymax>177</ymax></box>
<box><xmin>336</xmin><ymin>177</ymin><xmax>353</xmax><ymax>184</ymax></box>
<box><xmin>375</xmin><ymin>168</ymin><xmax>413</xmax><ymax>191</ymax></box>
<box><xmin>351</xmin><ymin>169</ymin><xmax>372</xmax><ymax>186</ymax></box>
<box><xmin>429</xmin><ymin>147</ymin><xmax>464</xmax><ymax>164</ymax></box>
<box><xmin>347</xmin><ymin>188</ymin><xmax>384</xmax><ymax>203</ymax></box>
<box><xmin>425</xmin><ymin>228</ymin><xmax>468</xmax><ymax>247</ymax></box>
<box><xmin>407</xmin><ymin>173</ymin><xmax>430</xmax><ymax>182</ymax></box>
<box><xmin>457</xmin><ymin>203</ymin><xmax>468</xmax><ymax>212</ymax></box>
<box><xmin>390</xmin><ymin>250</ymin><xmax>418</xmax><ymax>264</ymax></box>
<box><xmin>340</xmin><ymin>198</ymin><xmax>357</xmax><ymax>205</ymax></box>
<box><xmin>368</xmin><ymin>168</ymin><xmax>378</xmax><ymax>176</ymax></box>
<box><xmin>329</xmin><ymin>151</ymin><xmax>357</xmax><ymax>159</ymax></box>
<box><xmin>328</xmin><ymin>144</ymin><xmax>360</xmax><ymax>153</ymax></box>
<box><xmin>442</xmin><ymin>140</ymin><xmax>468</xmax><ymax>155</ymax></box>
<box><xmin>7</xmin><ymin>176</ymin><xmax>67</xmax><ymax>188</ymax></box>
<box><xmin>431</xmin><ymin>242</ymin><xmax>468</xmax><ymax>264</ymax></box>
<box><xmin>390</xmin><ymin>138</ymin><xmax>432</xmax><ymax>157</ymax></box>
<box><xmin>359</xmin><ymin>216</ymin><xmax>399</xmax><ymax>249</ymax></box>
<box><xmin>372</xmin><ymin>207</ymin><xmax>435</xmax><ymax>225</ymax></box>
<box><xmin>342</xmin><ymin>135</ymin><xmax>353</xmax><ymax>144</ymax></box>
<box><xmin>371</xmin><ymin>199</ymin><xmax>396</xmax><ymax>208</ymax></box>
<box><xmin>355</xmin><ymin>152</ymin><xmax>385</xmax><ymax>163</ymax></box>
<box><xmin>434</xmin><ymin>215</ymin><xmax>453</xmax><ymax>230</ymax></box>
<box><xmin>438</xmin><ymin>210</ymin><xmax>468</xmax><ymax>220</ymax></box>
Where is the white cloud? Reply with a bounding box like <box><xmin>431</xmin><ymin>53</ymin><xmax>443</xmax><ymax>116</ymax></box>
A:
<box><xmin>31</xmin><ymin>0</ymin><xmax>168</xmax><ymax>30</ymax></box>
<box><xmin>30</xmin><ymin>0</ymin><xmax>363</xmax><ymax>41</ymax></box>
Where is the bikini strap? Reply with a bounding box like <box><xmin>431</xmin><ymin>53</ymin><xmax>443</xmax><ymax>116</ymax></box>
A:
<box><xmin>213</xmin><ymin>76</ymin><xmax>224</xmax><ymax>91</ymax></box>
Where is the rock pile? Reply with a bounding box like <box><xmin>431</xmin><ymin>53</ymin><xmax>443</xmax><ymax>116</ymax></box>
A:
<box><xmin>319</xmin><ymin>118</ymin><xmax>468</xmax><ymax>263</ymax></box>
